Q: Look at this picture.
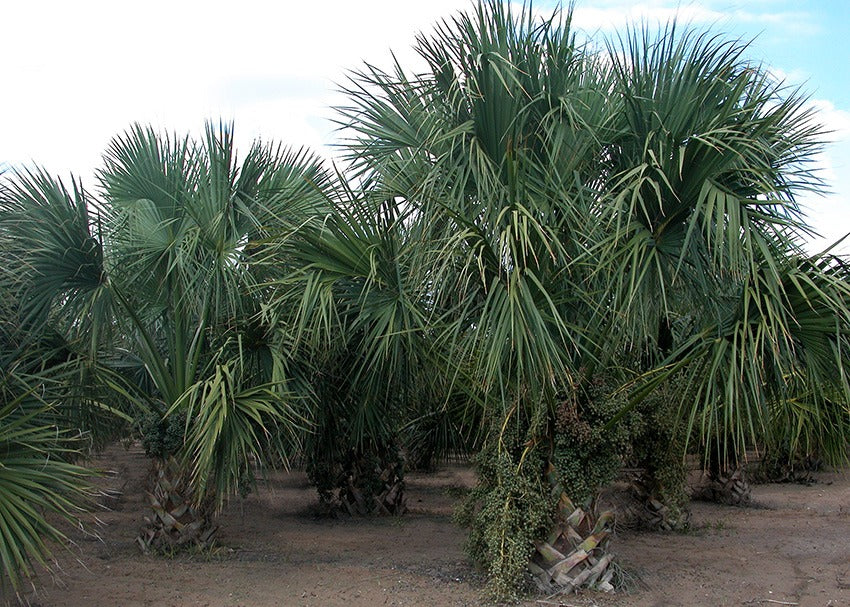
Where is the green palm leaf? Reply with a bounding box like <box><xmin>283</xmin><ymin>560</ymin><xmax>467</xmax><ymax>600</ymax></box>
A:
<box><xmin>0</xmin><ymin>371</ymin><xmax>94</xmax><ymax>593</ymax></box>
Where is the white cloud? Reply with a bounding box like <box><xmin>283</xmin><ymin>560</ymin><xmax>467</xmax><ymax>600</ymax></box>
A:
<box><xmin>810</xmin><ymin>100</ymin><xmax>850</xmax><ymax>139</ymax></box>
<box><xmin>569</xmin><ymin>1</ymin><xmax>815</xmax><ymax>36</ymax></box>
<box><xmin>572</xmin><ymin>3</ymin><xmax>724</xmax><ymax>32</ymax></box>
<box><xmin>801</xmin><ymin>100</ymin><xmax>850</xmax><ymax>254</ymax></box>
<box><xmin>0</xmin><ymin>0</ymin><xmax>470</xmax><ymax>178</ymax></box>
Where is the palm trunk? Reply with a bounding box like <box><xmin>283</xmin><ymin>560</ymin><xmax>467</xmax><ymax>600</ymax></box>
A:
<box><xmin>529</xmin><ymin>463</ymin><xmax>617</xmax><ymax>595</ymax></box>
<box><xmin>136</xmin><ymin>456</ymin><xmax>217</xmax><ymax>553</ymax></box>
<box><xmin>697</xmin><ymin>465</ymin><xmax>751</xmax><ymax>506</ymax></box>
<box><xmin>695</xmin><ymin>444</ymin><xmax>751</xmax><ymax>505</ymax></box>
<box><xmin>339</xmin><ymin>450</ymin><xmax>406</xmax><ymax>516</ymax></box>
<box><xmin>627</xmin><ymin>472</ymin><xmax>692</xmax><ymax>530</ymax></box>
<box><xmin>310</xmin><ymin>445</ymin><xmax>407</xmax><ymax>516</ymax></box>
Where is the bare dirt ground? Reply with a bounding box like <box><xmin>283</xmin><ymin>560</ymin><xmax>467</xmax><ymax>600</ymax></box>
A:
<box><xmin>21</xmin><ymin>444</ymin><xmax>850</xmax><ymax>607</ymax></box>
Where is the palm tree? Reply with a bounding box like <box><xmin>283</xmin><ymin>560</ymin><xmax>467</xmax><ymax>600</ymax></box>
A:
<box><xmin>1</xmin><ymin>123</ymin><xmax>329</xmax><ymax>552</ymax></box>
<box><xmin>599</xmin><ymin>24</ymin><xmax>850</xmax><ymax>500</ymax></box>
<box><xmin>339</xmin><ymin>1</ymin><xmax>620</xmax><ymax>596</ymax></box>
<box><xmin>336</xmin><ymin>0</ymin><xmax>850</xmax><ymax>597</ymax></box>
<box><xmin>264</xmin><ymin>183</ymin><xmax>444</xmax><ymax>514</ymax></box>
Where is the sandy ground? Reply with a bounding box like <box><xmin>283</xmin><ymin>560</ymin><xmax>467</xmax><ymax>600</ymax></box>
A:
<box><xmin>20</xmin><ymin>444</ymin><xmax>850</xmax><ymax>607</ymax></box>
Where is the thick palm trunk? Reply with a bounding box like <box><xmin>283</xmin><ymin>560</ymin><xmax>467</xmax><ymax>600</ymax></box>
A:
<box><xmin>696</xmin><ymin>466</ymin><xmax>751</xmax><ymax>506</ymax></box>
<box><xmin>338</xmin><ymin>452</ymin><xmax>406</xmax><ymax>516</ymax></box>
<box><xmin>310</xmin><ymin>446</ymin><xmax>407</xmax><ymax>516</ymax></box>
<box><xmin>755</xmin><ymin>446</ymin><xmax>822</xmax><ymax>483</ymax></box>
<box><xmin>529</xmin><ymin>464</ymin><xmax>617</xmax><ymax>595</ymax></box>
<box><xmin>136</xmin><ymin>457</ymin><xmax>217</xmax><ymax>553</ymax></box>
<box><xmin>693</xmin><ymin>444</ymin><xmax>752</xmax><ymax>506</ymax></box>
<box><xmin>627</xmin><ymin>472</ymin><xmax>692</xmax><ymax>530</ymax></box>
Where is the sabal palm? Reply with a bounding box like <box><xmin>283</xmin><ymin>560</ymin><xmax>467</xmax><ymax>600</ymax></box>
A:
<box><xmin>1</xmin><ymin>206</ymin><xmax>144</xmax><ymax>595</ymax></box>
<box><xmin>339</xmin><ymin>4</ymin><xmax>618</xmax><ymax>592</ymax></box>
<box><xmin>97</xmin><ymin>124</ymin><xmax>329</xmax><ymax>506</ymax></box>
<box><xmin>1</xmin><ymin>123</ymin><xmax>329</xmax><ymax>542</ymax></box>
<box><xmin>338</xmin><ymin>0</ymin><xmax>850</xmax><ymax>594</ymax></box>
<box><xmin>265</xmin><ymin>179</ymin><xmax>443</xmax><ymax>511</ymax></box>
<box><xmin>600</xmin><ymin>26</ymin><xmax>850</xmax><ymax>465</ymax></box>
<box><xmin>342</xmin><ymin>1</ymin><xmax>607</xmax><ymax>433</ymax></box>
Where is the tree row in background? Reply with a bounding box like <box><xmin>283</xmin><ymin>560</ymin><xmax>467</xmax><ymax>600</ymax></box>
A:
<box><xmin>2</xmin><ymin>1</ymin><xmax>849</xmax><ymax>601</ymax></box>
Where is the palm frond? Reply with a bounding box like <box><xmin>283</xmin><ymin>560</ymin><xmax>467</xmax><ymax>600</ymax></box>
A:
<box><xmin>0</xmin><ymin>371</ymin><xmax>94</xmax><ymax>593</ymax></box>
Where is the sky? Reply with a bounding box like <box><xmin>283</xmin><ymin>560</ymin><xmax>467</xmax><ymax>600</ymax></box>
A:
<box><xmin>2</xmin><ymin>0</ymin><xmax>848</xmax><ymax>252</ymax></box>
